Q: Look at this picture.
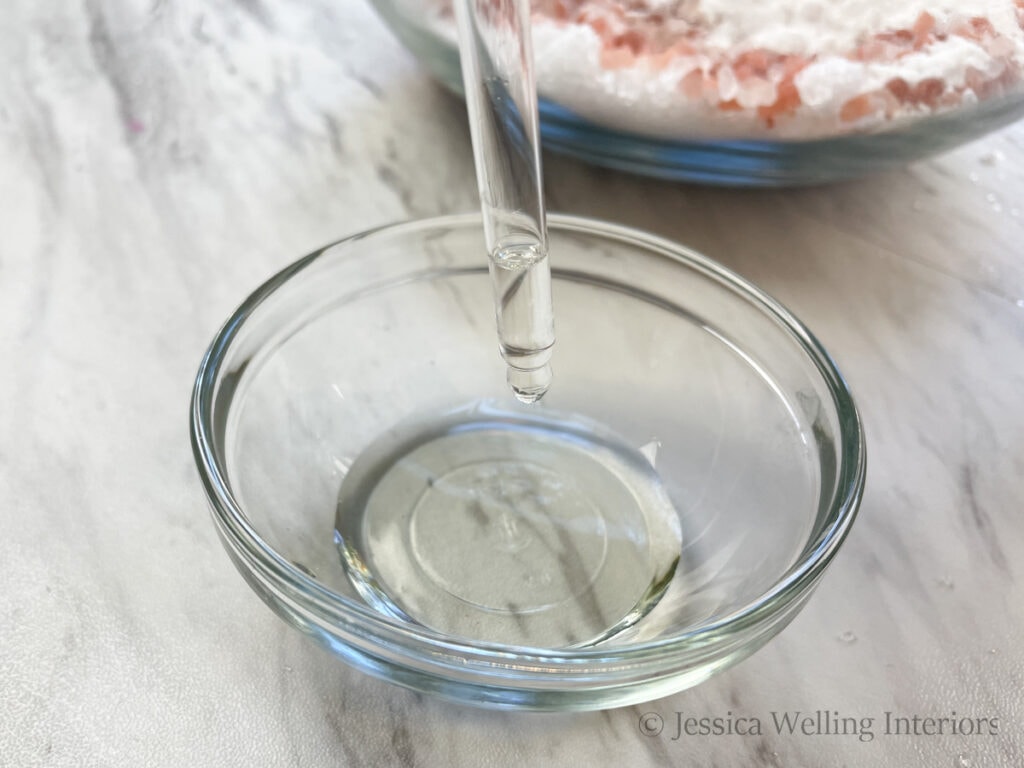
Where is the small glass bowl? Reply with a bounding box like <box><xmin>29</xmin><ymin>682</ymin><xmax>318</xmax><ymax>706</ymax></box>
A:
<box><xmin>191</xmin><ymin>214</ymin><xmax>865</xmax><ymax>710</ymax></box>
<box><xmin>369</xmin><ymin>0</ymin><xmax>1024</xmax><ymax>186</ymax></box>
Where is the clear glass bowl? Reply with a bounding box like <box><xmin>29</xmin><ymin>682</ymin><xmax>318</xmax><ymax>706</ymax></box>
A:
<box><xmin>370</xmin><ymin>0</ymin><xmax>1024</xmax><ymax>185</ymax></box>
<box><xmin>190</xmin><ymin>214</ymin><xmax>866</xmax><ymax>710</ymax></box>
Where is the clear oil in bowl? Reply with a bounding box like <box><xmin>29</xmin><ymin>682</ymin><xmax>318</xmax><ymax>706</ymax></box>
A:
<box><xmin>334</xmin><ymin>399</ymin><xmax>682</xmax><ymax>647</ymax></box>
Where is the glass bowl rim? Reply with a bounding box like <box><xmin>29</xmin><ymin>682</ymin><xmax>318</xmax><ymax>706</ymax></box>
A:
<box><xmin>190</xmin><ymin>212</ymin><xmax>866</xmax><ymax>666</ymax></box>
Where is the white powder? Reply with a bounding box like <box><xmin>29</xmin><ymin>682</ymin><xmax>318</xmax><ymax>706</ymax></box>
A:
<box><xmin>426</xmin><ymin>1</ymin><xmax>1024</xmax><ymax>139</ymax></box>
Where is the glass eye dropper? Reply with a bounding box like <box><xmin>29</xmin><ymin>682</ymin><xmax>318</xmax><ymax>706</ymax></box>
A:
<box><xmin>452</xmin><ymin>0</ymin><xmax>555</xmax><ymax>403</ymax></box>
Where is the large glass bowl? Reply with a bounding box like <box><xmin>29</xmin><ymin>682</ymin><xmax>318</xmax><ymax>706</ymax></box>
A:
<box><xmin>370</xmin><ymin>0</ymin><xmax>1024</xmax><ymax>185</ymax></box>
<box><xmin>191</xmin><ymin>214</ymin><xmax>866</xmax><ymax>710</ymax></box>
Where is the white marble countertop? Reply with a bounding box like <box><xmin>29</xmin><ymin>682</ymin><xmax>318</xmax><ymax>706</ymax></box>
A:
<box><xmin>2</xmin><ymin>2</ymin><xmax>1022</xmax><ymax>766</ymax></box>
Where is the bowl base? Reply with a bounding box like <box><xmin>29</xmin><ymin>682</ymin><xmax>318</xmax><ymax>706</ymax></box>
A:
<box><xmin>334</xmin><ymin>399</ymin><xmax>682</xmax><ymax>647</ymax></box>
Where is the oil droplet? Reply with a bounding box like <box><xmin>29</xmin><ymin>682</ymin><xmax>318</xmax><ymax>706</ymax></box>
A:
<box><xmin>1016</xmin><ymin>299</ymin><xmax>1024</xmax><ymax>308</ymax></box>
<box><xmin>838</xmin><ymin>630</ymin><xmax>857</xmax><ymax>644</ymax></box>
<box><xmin>956</xmin><ymin>754</ymin><xmax>972</xmax><ymax>768</ymax></box>
<box><xmin>985</xmin><ymin>192</ymin><xmax>998</xmax><ymax>204</ymax></box>
<box><xmin>968</xmin><ymin>172</ymin><xmax>980</xmax><ymax>184</ymax></box>
<box><xmin>936</xmin><ymin>575</ymin><xmax>955</xmax><ymax>590</ymax></box>
<box><xmin>507</xmin><ymin>364</ymin><xmax>552</xmax><ymax>403</ymax></box>
<box><xmin>1010</xmin><ymin>208</ymin><xmax>1020</xmax><ymax>219</ymax></box>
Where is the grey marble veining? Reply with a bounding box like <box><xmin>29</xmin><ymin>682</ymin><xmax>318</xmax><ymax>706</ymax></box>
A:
<box><xmin>1</xmin><ymin>1</ymin><xmax>1022</xmax><ymax>766</ymax></box>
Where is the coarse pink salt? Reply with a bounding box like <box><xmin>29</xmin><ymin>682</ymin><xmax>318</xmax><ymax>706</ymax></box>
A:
<box><xmin>423</xmin><ymin>0</ymin><xmax>1024</xmax><ymax>139</ymax></box>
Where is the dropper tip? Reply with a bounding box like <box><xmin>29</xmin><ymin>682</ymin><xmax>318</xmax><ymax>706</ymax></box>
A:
<box><xmin>507</xmin><ymin>364</ymin><xmax>552</xmax><ymax>404</ymax></box>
